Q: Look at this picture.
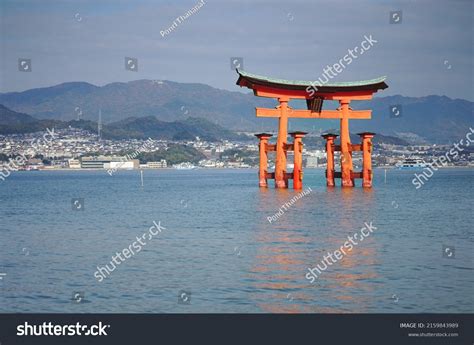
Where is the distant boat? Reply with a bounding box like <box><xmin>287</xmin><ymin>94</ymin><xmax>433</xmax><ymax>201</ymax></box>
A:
<box><xmin>173</xmin><ymin>162</ymin><xmax>197</xmax><ymax>170</ymax></box>
<box><xmin>396</xmin><ymin>159</ymin><xmax>428</xmax><ymax>170</ymax></box>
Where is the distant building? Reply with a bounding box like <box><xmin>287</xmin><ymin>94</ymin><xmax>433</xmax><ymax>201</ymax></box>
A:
<box><xmin>25</xmin><ymin>158</ymin><xmax>43</xmax><ymax>170</ymax></box>
<box><xmin>306</xmin><ymin>156</ymin><xmax>318</xmax><ymax>168</ymax></box>
<box><xmin>199</xmin><ymin>159</ymin><xmax>224</xmax><ymax>168</ymax></box>
<box><xmin>81</xmin><ymin>157</ymin><xmax>111</xmax><ymax>169</ymax></box>
<box><xmin>81</xmin><ymin>156</ymin><xmax>138</xmax><ymax>169</ymax></box>
<box><xmin>27</xmin><ymin>158</ymin><xmax>42</xmax><ymax>165</ymax></box>
<box><xmin>147</xmin><ymin>160</ymin><xmax>167</xmax><ymax>168</ymax></box>
<box><xmin>226</xmin><ymin>161</ymin><xmax>250</xmax><ymax>168</ymax></box>
<box><xmin>68</xmin><ymin>159</ymin><xmax>81</xmax><ymax>169</ymax></box>
<box><xmin>104</xmin><ymin>161</ymin><xmax>137</xmax><ymax>170</ymax></box>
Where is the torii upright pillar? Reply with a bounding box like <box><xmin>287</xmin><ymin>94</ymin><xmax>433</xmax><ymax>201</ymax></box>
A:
<box><xmin>255</xmin><ymin>133</ymin><xmax>273</xmax><ymax>187</ymax></box>
<box><xmin>322</xmin><ymin>133</ymin><xmax>338</xmax><ymax>187</ymax></box>
<box><xmin>339</xmin><ymin>99</ymin><xmax>354</xmax><ymax>187</ymax></box>
<box><xmin>358</xmin><ymin>132</ymin><xmax>375</xmax><ymax>188</ymax></box>
<box><xmin>290</xmin><ymin>131</ymin><xmax>307</xmax><ymax>190</ymax></box>
<box><xmin>275</xmin><ymin>97</ymin><xmax>289</xmax><ymax>188</ymax></box>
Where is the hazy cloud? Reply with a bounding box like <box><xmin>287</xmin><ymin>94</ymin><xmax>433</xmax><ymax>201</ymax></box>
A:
<box><xmin>1</xmin><ymin>0</ymin><xmax>472</xmax><ymax>100</ymax></box>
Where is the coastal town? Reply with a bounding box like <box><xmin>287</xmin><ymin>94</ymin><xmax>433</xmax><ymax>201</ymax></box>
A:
<box><xmin>0</xmin><ymin>126</ymin><xmax>473</xmax><ymax>173</ymax></box>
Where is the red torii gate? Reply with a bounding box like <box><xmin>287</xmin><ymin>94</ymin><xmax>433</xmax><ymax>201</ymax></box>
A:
<box><xmin>236</xmin><ymin>69</ymin><xmax>388</xmax><ymax>189</ymax></box>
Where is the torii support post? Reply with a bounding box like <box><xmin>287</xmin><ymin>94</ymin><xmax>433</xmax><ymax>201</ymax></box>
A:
<box><xmin>275</xmin><ymin>97</ymin><xmax>289</xmax><ymax>188</ymax></box>
<box><xmin>322</xmin><ymin>133</ymin><xmax>338</xmax><ymax>187</ymax></box>
<box><xmin>290</xmin><ymin>131</ymin><xmax>307</xmax><ymax>190</ymax></box>
<box><xmin>358</xmin><ymin>132</ymin><xmax>375</xmax><ymax>188</ymax></box>
<box><xmin>255</xmin><ymin>133</ymin><xmax>273</xmax><ymax>187</ymax></box>
<box><xmin>339</xmin><ymin>99</ymin><xmax>354</xmax><ymax>187</ymax></box>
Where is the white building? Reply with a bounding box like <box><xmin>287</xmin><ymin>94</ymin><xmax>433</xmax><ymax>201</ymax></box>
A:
<box><xmin>306</xmin><ymin>156</ymin><xmax>319</xmax><ymax>168</ymax></box>
<box><xmin>68</xmin><ymin>159</ymin><xmax>81</xmax><ymax>169</ymax></box>
<box><xmin>147</xmin><ymin>160</ymin><xmax>167</xmax><ymax>168</ymax></box>
<box><xmin>104</xmin><ymin>161</ymin><xmax>136</xmax><ymax>170</ymax></box>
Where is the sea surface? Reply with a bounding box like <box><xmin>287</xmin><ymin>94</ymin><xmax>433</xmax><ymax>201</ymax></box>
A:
<box><xmin>0</xmin><ymin>168</ymin><xmax>472</xmax><ymax>313</ymax></box>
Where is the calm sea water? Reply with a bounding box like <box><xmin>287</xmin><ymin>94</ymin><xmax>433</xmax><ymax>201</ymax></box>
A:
<box><xmin>0</xmin><ymin>168</ymin><xmax>472</xmax><ymax>313</ymax></box>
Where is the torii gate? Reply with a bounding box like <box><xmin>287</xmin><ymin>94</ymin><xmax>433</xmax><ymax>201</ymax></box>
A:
<box><xmin>236</xmin><ymin>69</ymin><xmax>388</xmax><ymax>189</ymax></box>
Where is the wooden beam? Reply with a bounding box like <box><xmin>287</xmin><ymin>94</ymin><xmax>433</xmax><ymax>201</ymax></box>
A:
<box><xmin>329</xmin><ymin>94</ymin><xmax>373</xmax><ymax>101</ymax></box>
<box><xmin>265</xmin><ymin>172</ymin><xmax>275</xmax><ymax>179</ymax></box>
<box><xmin>265</xmin><ymin>143</ymin><xmax>276</xmax><ymax>152</ymax></box>
<box><xmin>256</xmin><ymin>107</ymin><xmax>372</xmax><ymax>119</ymax></box>
<box><xmin>254</xmin><ymin>86</ymin><xmax>309</xmax><ymax>99</ymax></box>
<box><xmin>253</xmin><ymin>85</ymin><xmax>375</xmax><ymax>100</ymax></box>
<box><xmin>333</xmin><ymin>171</ymin><xmax>364</xmax><ymax>179</ymax></box>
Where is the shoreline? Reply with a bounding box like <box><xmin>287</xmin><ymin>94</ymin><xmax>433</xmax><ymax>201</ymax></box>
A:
<box><xmin>9</xmin><ymin>165</ymin><xmax>474</xmax><ymax>173</ymax></box>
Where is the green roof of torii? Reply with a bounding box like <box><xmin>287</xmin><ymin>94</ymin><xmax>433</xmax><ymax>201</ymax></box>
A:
<box><xmin>236</xmin><ymin>69</ymin><xmax>388</xmax><ymax>92</ymax></box>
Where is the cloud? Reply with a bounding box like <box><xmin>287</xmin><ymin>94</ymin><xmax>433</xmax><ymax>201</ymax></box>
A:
<box><xmin>1</xmin><ymin>0</ymin><xmax>472</xmax><ymax>100</ymax></box>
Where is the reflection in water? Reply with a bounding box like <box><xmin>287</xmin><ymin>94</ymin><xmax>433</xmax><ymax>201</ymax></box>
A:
<box><xmin>321</xmin><ymin>246</ymin><xmax>379</xmax><ymax>313</ymax></box>
<box><xmin>249</xmin><ymin>188</ymin><xmax>316</xmax><ymax>312</ymax></box>
<box><xmin>316</xmin><ymin>187</ymin><xmax>379</xmax><ymax>313</ymax></box>
<box><xmin>249</xmin><ymin>185</ymin><xmax>379</xmax><ymax>313</ymax></box>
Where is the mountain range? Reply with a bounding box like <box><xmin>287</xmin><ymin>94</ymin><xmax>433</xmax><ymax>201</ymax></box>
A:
<box><xmin>0</xmin><ymin>105</ymin><xmax>247</xmax><ymax>142</ymax></box>
<box><xmin>0</xmin><ymin>80</ymin><xmax>472</xmax><ymax>143</ymax></box>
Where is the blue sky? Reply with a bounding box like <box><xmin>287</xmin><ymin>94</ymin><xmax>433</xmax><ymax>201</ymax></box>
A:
<box><xmin>1</xmin><ymin>0</ymin><xmax>473</xmax><ymax>100</ymax></box>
